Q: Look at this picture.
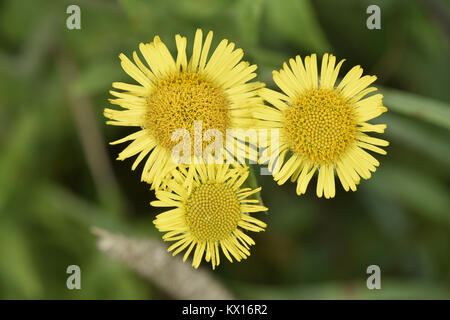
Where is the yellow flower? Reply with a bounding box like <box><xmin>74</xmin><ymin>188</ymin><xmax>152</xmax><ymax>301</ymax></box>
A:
<box><xmin>256</xmin><ymin>54</ymin><xmax>389</xmax><ymax>198</ymax></box>
<box><xmin>152</xmin><ymin>162</ymin><xmax>267</xmax><ymax>269</ymax></box>
<box><xmin>104</xmin><ymin>29</ymin><xmax>263</xmax><ymax>189</ymax></box>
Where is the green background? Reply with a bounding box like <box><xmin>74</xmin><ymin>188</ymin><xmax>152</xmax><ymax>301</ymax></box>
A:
<box><xmin>0</xmin><ymin>0</ymin><xmax>449</xmax><ymax>299</ymax></box>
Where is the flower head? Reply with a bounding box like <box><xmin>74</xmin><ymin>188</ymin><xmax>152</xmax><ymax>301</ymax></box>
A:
<box><xmin>105</xmin><ymin>29</ymin><xmax>263</xmax><ymax>189</ymax></box>
<box><xmin>256</xmin><ymin>54</ymin><xmax>389</xmax><ymax>198</ymax></box>
<box><xmin>152</xmin><ymin>162</ymin><xmax>267</xmax><ymax>269</ymax></box>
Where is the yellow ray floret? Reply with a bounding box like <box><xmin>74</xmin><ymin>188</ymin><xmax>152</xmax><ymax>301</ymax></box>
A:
<box><xmin>255</xmin><ymin>53</ymin><xmax>389</xmax><ymax>199</ymax></box>
<box><xmin>104</xmin><ymin>29</ymin><xmax>264</xmax><ymax>189</ymax></box>
<box><xmin>152</xmin><ymin>162</ymin><xmax>267</xmax><ymax>269</ymax></box>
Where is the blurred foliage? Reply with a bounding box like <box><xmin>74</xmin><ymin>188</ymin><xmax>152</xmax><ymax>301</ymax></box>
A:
<box><xmin>0</xmin><ymin>0</ymin><xmax>449</xmax><ymax>299</ymax></box>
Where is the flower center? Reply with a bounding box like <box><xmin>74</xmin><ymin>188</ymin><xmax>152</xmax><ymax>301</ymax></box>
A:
<box><xmin>284</xmin><ymin>88</ymin><xmax>357</xmax><ymax>163</ymax></box>
<box><xmin>144</xmin><ymin>72</ymin><xmax>229</xmax><ymax>154</ymax></box>
<box><xmin>184</xmin><ymin>182</ymin><xmax>241</xmax><ymax>242</ymax></box>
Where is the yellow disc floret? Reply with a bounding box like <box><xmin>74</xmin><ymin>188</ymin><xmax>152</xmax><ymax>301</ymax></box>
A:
<box><xmin>105</xmin><ymin>30</ymin><xmax>262</xmax><ymax>188</ymax></box>
<box><xmin>152</xmin><ymin>162</ymin><xmax>267</xmax><ymax>269</ymax></box>
<box><xmin>184</xmin><ymin>181</ymin><xmax>241</xmax><ymax>242</ymax></box>
<box><xmin>284</xmin><ymin>88</ymin><xmax>357</xmax><ymax>164</ymax></box>
<box><xmin>144</xmin><ymin>72</ymin><xmax>229</xmax><ymax>153</ymax></box>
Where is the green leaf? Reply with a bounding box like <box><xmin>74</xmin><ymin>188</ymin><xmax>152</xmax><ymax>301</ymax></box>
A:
<box><xmin>0</xmin><ymin>219</ymin><xmax>42</xmax><ymax>298</ymax></box>
<box><xmin>171</xmin><ymin>0</ymin><xmax>228</xmax><ymax>20</ymax></box>
<box><xmin>244</xmin><ymin>164</ymin><xmax>265</xmax><ymax>207</ymax></box>
<box><xmin>368</xmin><ymin>163</ymin><xmax>450</xmax><ymax>226</ymax></box>
<box><xmin>234</xmin><ymin>280</ymin><xmax>450</xmax><ymax>299</ymax></box>
<box><xmin>0</xmin><ymin>114</ymin><xmax>38</xmax><ymax>209</ymax></box>
<box><xmin>74</xmin><ymin>61</ymin><xmax>123</xmax><ymax>95</ymax></box>
<box><xmin>35</xmin><ymin>183</ymin><xmax>131</xmax><ymax>235</ymax></box>
<box><xmin>383</xmin><ymin>113</ymin><xmax>450</xmax><ymax>167</ymax></box>
<box><xmin>250</xmin><ymin>47</ymin><xmax>291</xmax><ymax>74</ymax></box>
<box><xmin>382</xmin><ymin>87</ymin><xmax>450</xmax><ymax>129</ymax></box>
<box><xmin>359</xmin><ymin>186</ymin><xmax>410</xmax><ymax>240</ymax></box>
<box><xmin>72</xmin><ymin>255</ymin><xmax>151</xmax><ymax>299</ymax></box>
<box><xmin>264</xmin><ymin>0</ymin><xmax>331</xmax><ymax>52</ymax></box>
<box><xmin>233</xmin><ymin>0</ymin><xmax>264</xmax><ymax>47</ymax></box>
<box><xmin>117</xmin><ymin>0</ymin><xmax>155</xmax><ymax>26</ymax></box>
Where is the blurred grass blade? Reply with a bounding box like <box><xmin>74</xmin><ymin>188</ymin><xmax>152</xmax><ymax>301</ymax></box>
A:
<box><xmin>368</xmin><ymin>163</ymin><xmax>450</xmax><ymax>226</ymax></box>
<box><xmin>0</xmin><ymin>114</ymin><xmax>38</xmax><ymax>209</ymax></box>
<box><xmin>360</xmin><ymin>187</ymin><xmax>410</xmax><ymax>240</ymax></box>
<box><xmin>73</xmin><ymin>61</ymin><xmax>123</xmax><ymax>95</ymax></box>
<box><xmin>242</xmin><ymin>164</ymin><xmax>265</xmax><ymax>206</ymax></box>
<box><xmin>0</xmin><ymin>219</ymin><xmax>42</xmax><ymax>298</ymax></box>
<box><xmin>265</xmin><ymin>0</ymin><xmax>331</xmax><ymax>52</ymax></box>
<box><xmin>35</xmin><ymin>183</ymin><xmax>130</xmax><ymax>235</ymax></box>
<box><xmin>234</xmin><ymin>280</ymin><xmax>450</xmax><ymax>299</ymax></box>
<box><xmin>382</xmin><ymin>87</ymin><xmax>450</xmax><ymax>129</ymax></box>
<box><xmin>384</xmin><ymin>113</ymin><xmax>450</xmax><ymax>167</ymax></box>
<box><xmin>233</xmin><ymin>0</ymin><xmax>264</xmax><ymax>47</ymax></box>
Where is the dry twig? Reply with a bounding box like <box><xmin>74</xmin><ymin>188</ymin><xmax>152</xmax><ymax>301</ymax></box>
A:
<box><xmin>92</xmin><ymin>227</ymin><xmax>234</xmax><ymax>300</ymax></box>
